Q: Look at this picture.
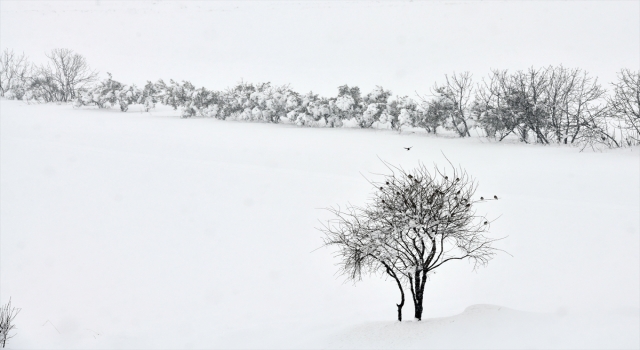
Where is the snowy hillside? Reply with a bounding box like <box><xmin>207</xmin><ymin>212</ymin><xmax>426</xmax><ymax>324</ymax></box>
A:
<box><xmin>1</xmin><ymin>100</ymin><xmax>638</xmax><ymax>348</ymax></box>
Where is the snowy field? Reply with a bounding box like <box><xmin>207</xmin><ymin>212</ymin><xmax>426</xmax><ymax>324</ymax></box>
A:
<box><xmin>1</xmin><ymin>100</ymin><xmax>638</xmax><ymax>348</ymax></box>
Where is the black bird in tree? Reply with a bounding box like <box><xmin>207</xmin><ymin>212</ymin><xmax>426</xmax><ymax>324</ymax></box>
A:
<box><xmin>494</xmin><ymin>195</ymin><xmax>498</xmax><ymax>200</ymax></box>
<box><xmin>404</xmin><ymin>147</ymin><xmax>412</xmax><ymax>151</ymax></box>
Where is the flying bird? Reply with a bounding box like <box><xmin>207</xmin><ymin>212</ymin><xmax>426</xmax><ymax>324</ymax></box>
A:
<box><xmin>404</xmin><ymin>146</ymin><xmax>412</xmax><ymax>151</ymax></box>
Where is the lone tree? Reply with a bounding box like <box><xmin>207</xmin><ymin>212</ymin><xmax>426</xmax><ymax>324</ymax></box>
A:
<box><xmin>321</xmin><ymin>161</ymin><xmax>500</xmax><ymax>321</ymax></box>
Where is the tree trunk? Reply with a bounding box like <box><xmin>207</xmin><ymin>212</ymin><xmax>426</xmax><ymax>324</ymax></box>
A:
<box><xmin>414</xmin><ymin>295</ymin><xmax>423</xmax><ymax>320</ymax></box>
<box><xmin>386</xmin><ymin>266</ymin><xmax>405</xmax><ymax>322</ymax></box>
<box><xmin>413</xmin><ymin>271</ymin><xmax>428</xmax><ymax>320</ymax></box>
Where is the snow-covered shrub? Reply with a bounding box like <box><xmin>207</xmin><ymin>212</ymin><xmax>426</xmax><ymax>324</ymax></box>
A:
<box><xmin>189</xmin><ymin>88</ymin><xmax>215</xmax><ymax>117</ymax></box>
<box><xmin>294</xmin><ymin>93</ymin><xmax>329</xmax><ymax>126</ymax></box>
<box><xmin>138</xmin><ymin>81</ymin><xmax>161</xmax><ymax>111</ymax></box>
<box><xmin>334</xmin><ymin>85</ymin><xmax>363</xmax><ymax>124</ymax></box>
<box><xmin>201</xmin><ymin>104</ymin><xmax>219</xmax><ymax>118</ymax></box>
<box><xmin>294</xmin><ymin>112</ymin><xmax>316</xmax><ymax>126</ymax></box>
<box><xmin>325</xmin><ymin>115</ymin><xmax>342</xmax><ymax>128</ymax></box>
<box><xmin>416</xmin><ymin>97</ymin><xmax>450</xmax><ymax>134</ymax></box>
<box><xmin>398</xmin><ymin>108</ymin><xmax>413</xmax><ymax>127</ymax></box>
<box><xmin>218</xmin><ymin>82</ymin><xmax>258</xmax><ymax>120</ymax></box>
<box><xmin>357</xmin><ymin>86</ymin><xmax>391</xmax><ymax>128</ymax></box>
<box><xmin>75</xmin><ymin>73</ymin><xmax>140</xmax><ymax>111</ymax></box>
<box><xmin>335</xmin><ymin>95</ymin><xmax>355</xmax><ymax>112</ymax></box>
<box><xmin>3</xmin><ymin>90</ymin><xmax>16</xmax><ymax>100</ymax></box>
<box><xmin>152</xmin><ymin>80</ymin><xmax>217</xmax><ymax>118</ymax></box>
<box><xmin>264</xmin><ymin>90</ymin><xmax>288</xmax><ymax>122</ymax></box>
<box><xmin>384</xmin><ymin>96</ymin><xmax>419</xmax><ymax>130</ymax></box>
<box><xmin>154</xmin><ymin>80</ymin><xmax>183</xmax><ymax>111</ymax></box>
<box><xmin>114</xmin><ymin>85</ymin><xmax>141</xmax><ymax>112</ymax></box>
<box><xmin>251</xmin><ymin>106</ymin><xmax>263</xmax><ymax>120</ymax></box>
<box><xmin>285</xmin><ymin>93</ymin><xmax>300</xmax><ymax>111</ymax></box>
<box><xmin>361</xmin><ymin>103</ymin><xmax>378</xmax><ymax>127</ymax></box>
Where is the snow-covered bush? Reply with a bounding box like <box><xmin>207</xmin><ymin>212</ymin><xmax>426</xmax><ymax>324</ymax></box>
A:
<box><xmin>417</xmin><ymin>97</ymin><xmax>450</xmax><ymax>134</ymax></box>
<box><xmin>336</xmin><ymin>95</ymin><xmax>355</xmax><ymax>112</ymax></box>
<box><xmin>335</xmin><ymin>85</ymin><xmax>363</xmax><ymax>124</ymax></box>
<box><xmin>219</xmin><ymin>82</ymin><xmax>260</xmax><ymax>120</ymax></box>
<box><xmin>384</xmin><ymin>96</ymin><xmax>419</xmax><ymax>130</ymax></box>
<box><xmin>139</xmin><ymin>82</ymin><xmax>159</xmax><ymax>112</ymax></box>
<box><xmin>74</xmin><ymin>73</ymin><xmax>141</xmax><ymax>111</ymax></box>
<box><xmin>294</xmin><ymin>112</ymin><xmax>316</xmax><ymax>126</ymax></box>
<box><xmin>3</xmin><ymin>90</ymin><xmax>16</xmax><ymax>100</ymax></box>
<box><xmin>358</xmin><ymin>86</ymin><xmax>392</xmax><ymax>128</ymax></box>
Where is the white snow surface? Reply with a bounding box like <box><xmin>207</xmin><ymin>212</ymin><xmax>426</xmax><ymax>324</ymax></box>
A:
<box><xmin>1</xmin><ymin>100</ymin><xmax>639</xmax><ymax>348</ymax></box>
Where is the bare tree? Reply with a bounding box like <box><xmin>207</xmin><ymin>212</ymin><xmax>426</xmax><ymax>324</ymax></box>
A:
<box><xmin>473</xmin><ymin>69</ymin><xmax>516</xmax><ymax>140</ymax></box>
<box><xmin>27</xmin><ymin>74</ymin><xmax>63</xmax><ymax>102</ymax></box>
<box><xmin>0</xmin><ymin>298</ymin><xmax>20</xmax><ymax>348</ymax></box>
<box><xmin>559</xmin><ymin>68</ymin><xmax>607</xmax><ymax>145</ymax></box>
<box><xmin>431</xmin><ymin>72</ymin><xmax>474</xmax><ymax>137</ymax></box>
<box><xmin>321</xmin><ymin>161</ymin><xmax>500</xmax><ymax>321</ymax></box>
<box><xmin>0</xmin><ymin>49</ymin><xmax>30</xmax><ymax>98</ymax></box>
<box><xmin>608</xmin><ymin>69</ymin><xmax>640</xmax><ymax>145</ymax></box>
<box><xmin>474</xmin><ymin>66</ymin><xmax>611</xmax><ymax>147</ymax></box>
<box><xmin>40</xmin><ymin>48</ymin><xmax>98</xmax><ymax>102</ymax></box>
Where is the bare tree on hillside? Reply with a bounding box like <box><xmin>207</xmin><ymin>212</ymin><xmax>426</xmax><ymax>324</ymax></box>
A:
<box><xmin>321</xmin><ymin>162</ymin><xmax>500</xmax><ymax>321</ymax></box>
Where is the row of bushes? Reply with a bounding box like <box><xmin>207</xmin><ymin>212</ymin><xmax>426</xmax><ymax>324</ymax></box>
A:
<box><xmin>2</xmin><ymin>48</ymin><xmax>638</xmax><ymax>148</ymax></box>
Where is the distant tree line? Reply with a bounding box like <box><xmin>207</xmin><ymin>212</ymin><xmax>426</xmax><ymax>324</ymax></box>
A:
<box><xmin>1</xmin><ymin>48</ymin><xmax>638</xmax><ymax>148</ymax></box>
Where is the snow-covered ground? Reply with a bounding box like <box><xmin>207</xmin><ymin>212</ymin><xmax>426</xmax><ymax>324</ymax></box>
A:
<box><xmin>1</xmin><ymin>100</ymin><xmax>638</xmax><ymax>348</ymax></box>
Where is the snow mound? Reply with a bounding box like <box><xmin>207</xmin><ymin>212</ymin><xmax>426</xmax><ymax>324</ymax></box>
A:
<box><xmin>324</xmin><ymin>304</ymin><xmax>639</xmax><ymax>349</ymax></box>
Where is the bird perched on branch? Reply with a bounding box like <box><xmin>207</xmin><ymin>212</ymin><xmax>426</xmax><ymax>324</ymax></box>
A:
<box><xmin>404</xmin><ymin>146</ymin><xmax>413</xmax><ymax>151</ymax></box>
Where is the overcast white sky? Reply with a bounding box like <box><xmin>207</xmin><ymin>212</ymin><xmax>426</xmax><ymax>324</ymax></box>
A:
<box><xmin>1</xmin><ymin>1</ymin><xmax>638</xmax><ymax>96</ymax></box>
